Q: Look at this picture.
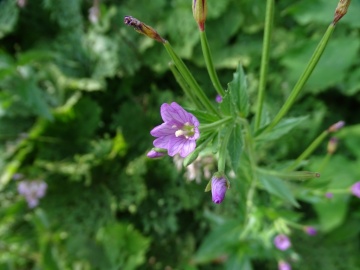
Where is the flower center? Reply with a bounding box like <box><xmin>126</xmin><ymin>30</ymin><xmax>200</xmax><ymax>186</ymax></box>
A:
<box><xmin>175</xmin><ymin>122</ymin><xmax>195</xmax><ymax>139</ymax></box>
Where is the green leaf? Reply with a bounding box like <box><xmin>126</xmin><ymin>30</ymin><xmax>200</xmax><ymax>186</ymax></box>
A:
<box><xmin>281</xmin><ymin>37</ymin><xmax>360</xmax><ymax>94</ymax></box>
<box><xmin>227</xmin><ymin>123</ymin><xmax>243</xmax><ymax>172</ymax></box>
<box><xmin>256</xmin><ymin>116</ymin><xmax>308</xmax><ymax>142</ymax></box>
<box><xmin>96</xmin><ymin>223</ymin><xmax>150</xmax><ymax>270</ymax></box>
<box><xmin>258</xmin><ymin>173</ymin><xmax>299</xmax><ymax>207</ymax></box>
<box><xmin>193</xmin><ymin>220</ymin><xmax>243</xmax><ymax>264</ymax></box>
<box><xmin>287</xmin><ymin>0</ymin><xmax>360</xmax><ymax>28</ymax></box>
<box><xmin>0</xmin><ymin>0</ymin><xmax>19</xmax><ymax>39</ymax></box>
<box><xmin>219</xmin><ymin>91</ymin><xmax>234</xmax><ymax>116</ymax></box>
<box><xmin>228</xmin><ymin>64</ymin><xmax>249</xmax><ymax>117</ymax></box>
<box><xmin>16</xmin><ymin>79</ymin><xmax>53</xmax><ymax>120</ymax></box>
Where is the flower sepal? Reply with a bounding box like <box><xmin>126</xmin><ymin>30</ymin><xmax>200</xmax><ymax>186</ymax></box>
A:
<box><xmin>147</xmin><ymin>148</ymin><xmax>167</xmax><ymax>159</ymax></box>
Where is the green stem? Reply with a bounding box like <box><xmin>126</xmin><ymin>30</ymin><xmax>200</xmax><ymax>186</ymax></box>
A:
<box><xmin>257</xmin><ymin>167</ymin><xmax>320</xmax><ymax>180</ymax></box>
<box><xmin>163</xmin><ymin>41</ymin><xmax>220</xmax><ymax>116</ymax></box>
<box><xmin>168</xmin><ymin>62</ymin><xmax>203</xmax><ymax>109</ymax></box>
<box><xmin>218</xmin><ymin>125</ymin><xmax>233</xmax><ymax>172</ymax></box>
<box><xmin>199</xmin><ymin>116</ymin><xmax>233</xmax><ymax>133</ymax></box>
<box><xmin>318</xmin><ymin>153</ymin><xmax>331</xmax><ymax>172</ymax></box>
<box><xmin>200</xmin><ymin>31</ymin><xmax>225</xmax><ymax>96</ymax></box>
<box><xmin>254</xmin><ymin>0</ymin><xmax>274</xmax><ymax>131</ymax></box>
<box><xmin>238</xmin><ymin>118</ymin><xmax>258</xmax><ymax>220</ymax></box>
<box><xmin>264</xmin><ymin>24</ymin><xmax>335</xmax><ymax>133</ymax></box>
<box><xmin>286</xmin><ymin>130</ymin><xmax>328</xmax><ymax>171</ymax></box>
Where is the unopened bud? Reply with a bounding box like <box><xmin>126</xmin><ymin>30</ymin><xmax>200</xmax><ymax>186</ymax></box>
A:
<box><xmin>147</xmin><ymin>148</ymin><xmax>166</xmax><ymax>158</ymax></box>
<box><xmin>328</xmin><ymin>120</ymin><xmax>345</xmax><ymax>132</ymax></box>
<box><xmin>192</xmin><ymin>0</ymin><xmax>207</xmax><ymax>31</ymax></box>
<box><xmin>327</xmin><ymin>137</ymin><xmax>338</xmax><ymax>154</ymax></box>
<box><xmin>124</xmin><ymin>16</ymin><xmax>166</xmax><ymax>43</ymax></box>
<box><xmin>304</xmin><ymin>226</ymin><xmax>317</xmax><ymax>236</ymax></box>
<box><xmin>210</xmin><ymin>172</ymin><xmax>229</xmax><ymax>204</ymax></box>
<box><xmin>333</xmin><ymin>0</ymin><xmax>351</xmax><ymax>25</ymax></box>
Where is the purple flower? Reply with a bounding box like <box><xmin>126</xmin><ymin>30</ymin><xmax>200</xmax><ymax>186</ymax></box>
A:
<box><xmin>278</xmin><ymin>260</ymin><xmax>291</xmax><ymax>270</ymax></box>
<box><xmin>274</xmin><ymin>234</ymin><xmax>291</xmax><ymax>251</ymax></box>
<box><xmin>150</xmin><ymin>102</ymin><xmax>200</xmax><ymax>158</ymax></box>
<box><xmin>325</xmin><ymin>192</ymin><xmax>333</xmax><ymax>199</ymax></box>
<box><xmin>211</xmin><ymin>174</ymin><xmax>228</xmax><ymax>204</ymax></box>
<box><xmin>215</xmin><ymin>95</ymin><xmax>223</xmax><ymax>103</ymax></box>
<box><xmin>351</xmin><ymin>181</ymin><xmax>360</xmax><ymax>198</ymax></box>
<box><xmin>18</xmin><ymin>180</ymin><xmax>47</xmax><ymax>208</ymax></box>
<box><xmin>147</xmin><ymin>149</ymin><xmax>166</xmax><ymax>158</ymax></box>
<box><xmin>304</xmin><ymin>226</ymin><xmax>317</xmax><ymax>236</ymax></box>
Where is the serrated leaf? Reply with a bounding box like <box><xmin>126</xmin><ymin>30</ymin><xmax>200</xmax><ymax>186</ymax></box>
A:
<box><xmin>219</xmin><ymin>92</ymin><xmax>234</xmax><ymax>116</ymax></box>
<box><xmin>228</xmin><ymin>64</ymin><xmax>249</xmax><ymax>117</ymax></box>
<box><xmin>256</xmin><ymin>116</ymin><xmax>308</xmax><ymax>142</ymax></box>
<box><xmin>258</xmin><ymin>173</ymin><xmax>299</xmax><ymax>207</ymax></box>
<box><xmin>227</xmin><ymin>123</ymin><xmax>243</xmax><ymax>172</ymax></box>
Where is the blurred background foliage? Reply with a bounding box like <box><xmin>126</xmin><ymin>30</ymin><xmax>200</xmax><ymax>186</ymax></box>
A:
<box><xmin>0</xmin><ymin>0</ymin><xmax>360</xmax><ymax>269</ymax></box>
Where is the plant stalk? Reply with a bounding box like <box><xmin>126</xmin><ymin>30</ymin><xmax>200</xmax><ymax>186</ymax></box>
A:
<box><xmin>200</xmin><ymin>31</ymin><xmax>225</xmax><ymax>96</ymax></box>
<box><xmin>254</xmin><ymin>0</ymin><xmax>274</xmax><ymax>131</ymax></box>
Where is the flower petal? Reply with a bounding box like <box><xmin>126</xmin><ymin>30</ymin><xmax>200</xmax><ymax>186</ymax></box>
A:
<box><xmin>161</xmin><ymin>102</ymin><xmax>193</xmax><ymax>124</ymax></box>
<box><xmin>150</xmin><ymin>123</ymin><xmax>174</xmax><ymax>137</ymax></box>
<box><xmin>179</xmin><ymin>140</ymin><xmax>196</xmax><ymax>157</ymax></box>
<box><xmin>168</xmin><ymin>136</ymin><xmax>187</xmax><ymax>157</ymax></box>
<box><xmin>153</xmin><ymin>135</ymin><xmax>172</xmax><ymax>149</ymax></box>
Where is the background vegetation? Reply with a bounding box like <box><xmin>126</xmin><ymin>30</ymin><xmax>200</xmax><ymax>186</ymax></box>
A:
<box><xmin>1</xmin><ymin>0</ymin><xmax>360</xmax><ymax>269</ymax></box>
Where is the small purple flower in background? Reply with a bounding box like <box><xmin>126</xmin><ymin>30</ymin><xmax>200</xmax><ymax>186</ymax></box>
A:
<box><xmin>325</xmin><ymin>192</ymin><xmax>333</xmax><ymax>199</ymax></box>
<box><xmin>215</xmin><ymin>95</ymin><xmax>223</xmax><ymax>103</ymax></box>
<box><xmin>351</xmin><ymin>181</ymin><xmax>360</xmax><ymax>198</ymax></box>
<box><xmin>211</xmin><ymin>173</ymin><xmax>229</xmax><ymax>204</ymax></box>
<box><xmin>150</xmin><ymin>102</ymin><xmax>200</xmax><ymax>158</ymax></box>
<box><xmin>274</xmin><ymin>234</ymin><xmax>291</xmax><ymax>251</ymax></box>
<box><xmin>147</xmin><ymin>149</ymin><xmax>166</xmax><ymax>158</ymax></box>
<box><xmin>304</xmin><ymin>226</ymin><xmax>317</xmax><ymax>236</ymax></box>
<box><xmin>18</xmin><ymin>180</ymin><xmax>47</xmax><ymax>208</ymax></box>
<box><xmin>328</xmin><ymin>120</ymin><xmax>345</xmax><ymax>132</ymax></box>
<box><xmin>278</xmin><ymin>260</ymin><xmax>291</xmax><ymax>270</ymax></box>
<box><xmin>12</xmin><ymin>173</ymin><xmax>24</xmax><ymax>180</ymax></box>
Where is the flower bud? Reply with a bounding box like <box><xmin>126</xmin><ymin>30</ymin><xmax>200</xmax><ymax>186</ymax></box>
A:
<box><xmin>333</xmin><ymin>0</ymin><xmax>351</xmax><ymax>25</ymax></box>
<box><xmin>351</xmin><ymin>181</ymin><xmax>360</xmax><ymax>198</ymax></box>
<box><xmin>325</xmin><ymin>192</ymin><xmax>333</xmax><ymax>199</ymax></box>
<box><xmin>124</xmin><ymin>16</ymin><xmax>166</xmax><ymax>43</ymax></box>
<box><xmin>210</xmin><ymin>173</ymin><xmax>229</xmax><ymax>204</ymax></box>
<box><xmin>147</xmin><ymin>148</ymin><xmax>166</xmax><ymax>158</ymax></box>
<box><xmin>328</xmin><ymin>120</ymin><xmax>345</xmax><ymax>132</ymax></box>
<box><xmin>215</xmin><ymin>95</ymin><xmax>223</xmax><ymax>103</ymax></box>
<box><xmin>192</xmin><ymin>0</ymin><xmax>207</xmax><ymax>31</ymax></box>
<box><xmin>304</xmin><ymin>226</ymin><xmax>317</xmax><ymax>236</ymax></box>
<box><xmin>327</xmin><ymin>137</ymin><xmax>338</xmax><ymax>154</ymax></box>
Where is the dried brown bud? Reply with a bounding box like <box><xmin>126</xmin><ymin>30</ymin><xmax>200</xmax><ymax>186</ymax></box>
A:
<box><xmin>124</xmin><ymin>16</ymin><xmax>166</xmax><ymax>43</ymax></box>
<box><xmin>327</xmin><ymin>137</ymin><xmax>338</xmax><ymax>154</ymax></box>
<box><xmin>328</xmin><ymin>120</ymin><xmax>345</xmax><ymax>133</ymax></box>
<box><xmin>333</xmin><ymin>0</ymin><xmax>351</xmax><ymax>25</ymax></box>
